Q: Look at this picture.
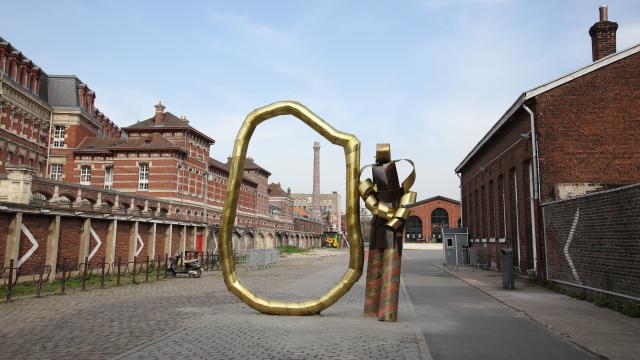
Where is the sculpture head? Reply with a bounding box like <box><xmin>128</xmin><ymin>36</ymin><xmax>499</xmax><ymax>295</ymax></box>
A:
<box><xmin>375</xmin><ymin>143</ymin><xmax>391</xmax><ymax>165</ymax></box>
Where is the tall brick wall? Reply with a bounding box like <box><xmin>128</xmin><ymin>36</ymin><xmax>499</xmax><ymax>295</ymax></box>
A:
<box><xmin>137</xmin><ymin>222</ymin><xmax>151</xmax><ymax>259</ymax></box>
<box><xmin>171</xmin><ymin>226</ymin><xmax>181</xmax><ymax>255</ymax></box>
<box><xmin>460</xmin><ymin>109</ymin><xmax>537</xmax><ymax>271</ymax></box>
<box><xmin>543</xmin><ymin>184</ymin><xmax>640</xmax><ymax>298</ymax></box>
<box><xmin>535</xmin><ymin>52</ymin><xmax>640</xmax><ymax>202</ymax></box>
<box><xmin>0</xmin><ymin>213</ymin><xmax>9</xmax><ymax>267</ymax></box>
<box><xmin>18</xmin><ymin>215</ymin><xmax>51</xmax><ymax>274</ymax></box>
<box><xmin>155</xmin><ymin>224</ymin><xmax>167</xmax><ymax>259</ymax></box>
<box><xmin>89</xmin><ymin>219</ymin><xmax>110</xmax><ymax>266</ymax></box>
<box><xmin>115</xmin><ymin>221</ymin><xmax>131</xmax><ymax>263</ymax></box>
<box><xmin>58</xmin><ymin>217</ymin><xmax>82</xmax><ymax>269</ymax></box>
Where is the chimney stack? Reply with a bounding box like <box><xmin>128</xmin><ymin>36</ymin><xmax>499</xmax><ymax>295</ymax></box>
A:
<box><xmin>154</xmin><ymin>101</ymin><xmax>165</xmax><ymax>125</ymax></box>
<box><xmin>312</xmin><ymin>142</ymin><xmax>321</xmax><ymax>218</ymax></box>
<box><xmin>589</xmin><ymin>5</ymin><xmax>618</xmax><ymax>61</ymax></box>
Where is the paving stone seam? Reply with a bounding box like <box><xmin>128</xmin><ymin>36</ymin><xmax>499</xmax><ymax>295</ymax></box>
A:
<box><xmin>439</xmin><ymin>265</ymin><xmax>609</xmax><ymax>360</ymax></box>
<box><xmin>109</xmin><ymin>303</ymin><xmax>241</xmax><ymax>360</ymax></box>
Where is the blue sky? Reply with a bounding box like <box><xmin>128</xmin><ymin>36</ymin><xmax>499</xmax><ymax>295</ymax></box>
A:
<box><xmin>3</xmin><ymin>0</ymin><xmax>639</xmax><ymax>202</ymax></box>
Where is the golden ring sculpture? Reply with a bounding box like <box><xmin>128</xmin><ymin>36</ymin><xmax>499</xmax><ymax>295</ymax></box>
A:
<box><xmin>219</xmin><ymin>101</ymin><xmax>364</xmax><ymax>315</ymax></box>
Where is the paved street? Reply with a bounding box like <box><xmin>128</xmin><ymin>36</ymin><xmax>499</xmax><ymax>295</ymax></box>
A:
<box><xmin>0</xmin><ymin>250</ymin><xmax>428</xmax><ymax>360</ymax></box>
<box><xmin>0</xmin><ymin>247</ymin><xmax>620</xmax><ymax>359</ymax></box>
<box><xmin>402</xmin><ymin>249</ymin><xmax>598</xmax><ymax>360</ymax></box>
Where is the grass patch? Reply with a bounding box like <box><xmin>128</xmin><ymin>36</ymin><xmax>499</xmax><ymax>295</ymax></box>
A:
<box><xmin>1</xmin><ymin>267</ymin><xmax>168</xmax><ymax>302</ymax></box>
<box><xmin>278</xmin><ymin>245</ymin><xmax>310</xmax><ymax>255</ymax></box>
<box><xmin>545</xmin><ymin>280</ymin><xmax>640</xmax><ymax>318</ymax></box>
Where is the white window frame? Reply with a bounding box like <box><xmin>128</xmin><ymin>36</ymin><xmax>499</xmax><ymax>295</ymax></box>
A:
<box><xmin>138</xmin><ymin>163</ymin><xmax>149</xmax><ymax>190</ymax></box>
<box><xmin>80</xmin><ymin>166</ymin><xmax>91</xmax><ymax>185</ymax></box>
<box><xmin>104</xmin><ymin>167</ymin><xmax>113</xmax><ymax>190</ymax></box>
<box><xmin>50</xmin><ymin>164</ymin><xmax>63</xmax><ymax>181</ymax></box>
<box><xmin>53</xmin><ymin>125</ymin><xmax>65</xmax><ymax>148</ymax></box>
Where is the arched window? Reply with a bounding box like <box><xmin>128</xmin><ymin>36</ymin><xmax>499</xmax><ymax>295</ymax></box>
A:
<box><xmin>431</xmin><ymin>208</ymin><xmax>449</xmax><ymax>225</ymax></box>
<box><xmin>405</xmin><ymin>216</ymin><xmax>423</xmax><ymax>241</ymax></box>
<box><xmin>431</xmin><ymin>208</ymin><xmax>449</xmax><ymax>243</ymax></box>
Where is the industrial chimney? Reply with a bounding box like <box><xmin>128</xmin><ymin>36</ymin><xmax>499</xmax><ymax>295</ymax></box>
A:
<box><xmin>312</xmin><ymin>142</ymin><xmax>321</xmax><ymax>218</ymax></box>
<box><xmin>589</xmin><ymin>5</ymin><xmax>618</xmax><ymax>61</ymax></box>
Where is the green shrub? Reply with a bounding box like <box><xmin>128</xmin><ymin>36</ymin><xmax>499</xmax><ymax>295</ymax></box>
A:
<box><xmin>278</xmin><ymin>245</ymin><xmax>310</xmax><ymax>254</ymax></box>
<box><xmin>593</xmin><ymin>292</ymin><xmax>609</xmax><ymax>307</ymax></box>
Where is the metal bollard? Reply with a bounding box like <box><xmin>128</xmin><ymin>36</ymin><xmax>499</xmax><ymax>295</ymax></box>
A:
<box><xmin>132</xmin><ymin>256</ymin><xmax>137</xmax><ymax>284</ymax></box>
<box><xmin>100</xmin><ymin>257</ymin><xmax>106</xmax><ymax>289</ymax></box>
<box><xmin>6</xmin><ymin>259</ymin><xmax>15</xmax><ymax>303</ymax></box>
<box><xmin>81</xmin><ymin>256</ymin><xmax>89</xmax><ymax>291</ymax></box>
<box><xmin>156</xmin><ymin>255</ymin><xmax>161</xmax><ymax>280</ymax></box>
<box><xmin>60</xmin><ymin>258</ymin><xmax>67</xmax><ymax>295</ymax></box>
<box><xmin>36</xmin><ymin>256</ymin><xmax>45</xmax><ymax>298</ymax></box>
<box><xmin>145</xmin><ymin>256</ymin><xmax>150</xmax><ymax>283</ymax></box>
<box><xmin>116</xmin><ymin>257</ymin><xmax>122</xmax><ymax>287</ymax></box>
<box><xmin>164</xmin><ymin>254</ymin><xmax>168</xmax><ymax>279</ymax></box>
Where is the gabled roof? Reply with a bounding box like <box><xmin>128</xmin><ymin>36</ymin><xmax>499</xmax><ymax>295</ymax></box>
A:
<box><xmin>75</xmin><ymin>134</ymin><xmax>187</xmax><ymax>154</ymax></box>
<box><xmin>75</xmin><ymin>138</ymin><xmax>126</xmax><ymax>154</ymax></box>
<box><xmin>227</xmin><ymin>157</ymin><xmax>272</xmax><ymax>176</ymax></box>
<box><xmin>125</xmin><ymin>112</ymin><xmax>190</xmax><ymax>129</ymax></box>
<box><xmin>405</xmin><ymin>195</ymin><xmax>460</xmax><ymax>208</ymax></box>
<box><xmin>207</xmin><ymin>156</ymin><xmax>258</xmax><ymax>186</ymax></box>
<box><xmin>268</xmin><ymin>183</ymin><xmax>290</xmax><ymax>197</ymax></box>
<box><xmin>123</xmin><ymin>111</ymin><xmax>215</xmax><ymax>145</ymax></box>
<box><xmin>455</xmin><ymin>42</ymin><xmax>640</xmax><ymax>173</ymax></box>
<box><xmin>208</xmin><ymin>157</ymin><xmax>230</xmax><ymax>173</ymax></box>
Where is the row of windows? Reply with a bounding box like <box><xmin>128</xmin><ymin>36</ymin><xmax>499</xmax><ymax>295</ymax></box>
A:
<box><xmin>53</xmin><ymin>164</ymin><xmax>148</xmax><ymax>190</ymax></box>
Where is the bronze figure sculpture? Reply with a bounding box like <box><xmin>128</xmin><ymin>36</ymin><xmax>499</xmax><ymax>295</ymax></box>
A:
<box><xmin>360</xmin><ymin>144</ymin><xmax>416</xmax><ymax>321</ymax></box>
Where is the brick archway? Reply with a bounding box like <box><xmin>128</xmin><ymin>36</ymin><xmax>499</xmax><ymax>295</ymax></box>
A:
<box><xmin>405</xmin><ymin>195</ymin><xmax>461</xmax><ymax>243</ymax></box>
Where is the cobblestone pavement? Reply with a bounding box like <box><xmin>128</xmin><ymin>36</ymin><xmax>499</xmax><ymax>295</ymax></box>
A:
<box><xmin>0</xmin><ymin>250</ymin><xmax>429</xmax><ymax>359</ymax></box>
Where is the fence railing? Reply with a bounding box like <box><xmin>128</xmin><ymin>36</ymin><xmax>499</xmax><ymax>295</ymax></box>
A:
<box><xmin>444</xmin><ymin>246</ymin><xmax>491</xmax><ymax>272</ymax></box>
<box><xmin>244</xmin><ymin>248</ymin><xmax>280</xmax><ymax>270</ymax></box>
<box><xmin>1</xmin><ymin>247</ymin><xmax>282</xmax><ymax>303</ymax></box>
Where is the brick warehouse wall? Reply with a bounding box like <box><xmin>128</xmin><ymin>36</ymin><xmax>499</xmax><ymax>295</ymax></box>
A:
<box><xmin>58</xmin><ymin>217</ymin><xmax>82</xmax><ymax>269</ymax></box>
<box><xmin>19</xmin><ymin>214</ymin><xmax>50</xmax><ymax>274</ymax></box>
<box><xmin>115</xmin><ymin>221</ymin><xmax>132</xmax><ymax>263</ymax></box>
<box><xmin>89</xmin><ymin>219</ymin><xmax>110</xmax><ymax>266</ymax></box>
<box><xmin>543</xmin><ymin>184</ymin><xmax>640</xmax><ymax>298</ymax></box>
<box><xmin>155</xmin><ymin>224</ymin><xmax>167</xmax><ymax>259</ymax></box>
<box><xmin>534</xmin><ymin>52</ymin><xmax>640</xmax><ymax>203</ymax></box>
<box><xmin>405</xmin><ymin>199</ymin><xmax>461</xmax><ymax>241</ymax></box>
<box><xmin>460</xmin><ymin>109</ymin><xmax>537</xmax><ymax>271</ymax></box>
<box><xmin>0</xmin><ymin>213</ymin><xmax>9</xmax><ymax>267</ymax></box>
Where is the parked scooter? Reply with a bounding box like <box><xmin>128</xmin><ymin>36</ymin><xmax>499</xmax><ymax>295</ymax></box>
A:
<box><xmin>168</xmin><ymin>252</ymin><xmax>203</xmax><ymax>278</ymax></box>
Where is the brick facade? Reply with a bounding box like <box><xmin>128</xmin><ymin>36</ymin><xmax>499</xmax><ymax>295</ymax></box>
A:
<box><xmin>543</xmin><ymin>184</ymin><xmax>640</xmax><ymax>298</ymax></box>
<box><xmin>404</xmin><ymin>196</ymin><xmax>461</xmax><ymax>242</ymax></box>
<box><xmin>0</xmin><ymin>35</ymin><xmax>325</xmax><ymax>280</ymax></box>
<box><xmin>456</xmin><ymin>16</ymin><xmax>640</xmax><ymax>275</ymax></box>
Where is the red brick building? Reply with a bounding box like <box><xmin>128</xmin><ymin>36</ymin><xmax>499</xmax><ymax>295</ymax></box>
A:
<box><xmin>0</xmin><ymin>36</ymin><xmax>52</xmax><ymax>177</ymax></box>
<box><xmin>455</xmin><ymin>8</ymin><xmax>640</xmax><ymax>275</ymax></box>
<box><xmin>0</xmin><ymin>33</ymin><xmax>322</xmax><ymax>245</ymax></box>
<box><xmin>404</xmin><ymin>196</ymin><xmax>461</xmax><ymax>243</ymax></box>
